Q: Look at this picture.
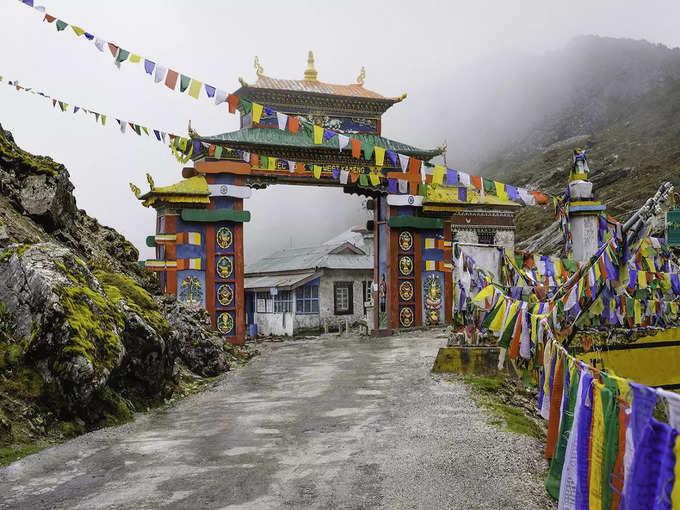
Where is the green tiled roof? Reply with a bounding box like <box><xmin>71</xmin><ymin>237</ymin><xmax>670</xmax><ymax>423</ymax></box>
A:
<box><xmin>197</xmin><ymin>127</ymin><xmax>442</xmax><ymax>159</ymax></box>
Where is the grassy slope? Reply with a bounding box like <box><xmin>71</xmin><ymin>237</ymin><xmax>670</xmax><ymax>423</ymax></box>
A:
<box><xmin>484</xmin><ymin>80</ymin><xmax>680</xmax><ymax>243</ymax></box>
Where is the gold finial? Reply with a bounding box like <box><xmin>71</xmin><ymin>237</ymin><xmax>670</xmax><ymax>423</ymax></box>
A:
<box><xmin>304</xmin><ymin>51</ymin><xmax>318</xmax><ymax>81</ymax></box>
<box><xmin>396</xmin><ymin>92</ymin><xmax>408</xmax><ymax>102</ymax></box>
<box><xmin>238</xmin><ymin>76</ymin><xmax>248</xmax><ymax>87</ymax></box>
<box><xmin>254</xmin><ymin>56</ymin><xmax>264</xmax><ymax>75</ymax></box>
<box><xmin>129</xmin><ymin>182</ymin><xmax>142</xmax><ymax>198</ymax></box>
<box><xmin>146</xmin><ymin>173</ymin><xmax>155</xmax><ymax>191</ymax></box>
<box><xmin>188</xmin><ymin>120</ymin><xmax>198</xmax><ymax>138</ymax></box>
<box><xmin>357</xmin><ymin>66</ymin><xmax>366</xmax><ymax>86</ymax></box>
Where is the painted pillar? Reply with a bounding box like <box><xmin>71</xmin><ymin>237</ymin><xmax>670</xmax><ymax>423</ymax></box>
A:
<box><xmin>568</xmin><ymin>180</ymin><xmax>606</xmax><ymax>263</ymax></box>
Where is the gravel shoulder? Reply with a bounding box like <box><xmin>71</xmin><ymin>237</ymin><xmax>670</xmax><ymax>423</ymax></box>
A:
<box><xmin>0</xmin><ymin>330</ymin><xmax>554</xmax><ymax>509</ymax></box>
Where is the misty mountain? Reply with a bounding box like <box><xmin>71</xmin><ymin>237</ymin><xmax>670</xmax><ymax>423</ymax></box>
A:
<box><xmin>473</xmin><ymin>36</ymin><xmax>680</xmax><ymax>248</ymax></box>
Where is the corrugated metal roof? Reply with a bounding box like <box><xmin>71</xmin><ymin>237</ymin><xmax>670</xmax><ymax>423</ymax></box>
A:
<box><xmin>198</xmin><ymin>128</ymin><xmax>442</xmax><ymax>159</ymax></box>
<box><xmin>245</xmin><ymin>242</ymin><xmax>372</xmax><ymax>274</ymax></box>
<box><xmin>244</xmin><ymin>271</ymin><xmax>319</xmax><ymax>291</ymax></box>
<box><xmin>248</xmin><ymin>75</ymin><xmax>395</xmax><ymax>100</ymax></box>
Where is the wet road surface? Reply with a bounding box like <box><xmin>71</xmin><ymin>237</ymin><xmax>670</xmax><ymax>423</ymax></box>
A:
<box><xmin>0</xmin><ymin>331</ymin><xmax>553</xmax><ymax>509</ymax></box>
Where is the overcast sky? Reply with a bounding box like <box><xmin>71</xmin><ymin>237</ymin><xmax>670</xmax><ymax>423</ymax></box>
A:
<box><xmin>2</xmin><ymin>0</ymin><xmax>680</xmax><ymax>260</ymax></box>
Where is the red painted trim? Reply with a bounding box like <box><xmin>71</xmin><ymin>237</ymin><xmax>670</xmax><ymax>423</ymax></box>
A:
<box><xmin>376</xmin><ymin>118</ymin><xmax>381</xmax><ymax>136</ymax></box>
<box><xmin>373</xmin><ymin>197</ymin><xmax>380</xmax><ymax>331</ymax></box>
<box><xmin>444</xmin><ymin>220</ymin><xmax>453</xmax><ymax>325</ymax></box>
<box><xmin>414</xmin><ymin>231</ymin><xmax>422</xmax><ymax>327</ymax></box>
<box><xmin>195</xmin><ymin>160</ymin><xmax>252</xmax><ymax>175</ymax></box>
<box><xmin>164</xmin><ymin>215</ymin><xmax>177</xmax><ymax>295</ymax></box>
<box><xmin>387</xmin><ymin>207</ymin><xmax>398</xmax><ymax>330</ymax></box>
<box><xmin>205</xmin><ymin>224</ymin><xmax>215</xmax><ymax>326</ymax></box>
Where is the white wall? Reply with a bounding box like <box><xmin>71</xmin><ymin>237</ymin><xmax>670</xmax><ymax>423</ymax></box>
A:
<box><xmin>254</xmin><ymin>311</ymin><xmax>294</xmax><ymax>336</ymax></box>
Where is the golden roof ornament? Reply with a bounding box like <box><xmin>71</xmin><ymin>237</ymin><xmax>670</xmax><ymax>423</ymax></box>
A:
<box><xmin>188</xmin><ymin>120</ymin><xmax>198</xmax><ymax>138</ymax></box>
<box><xmin>304</xmin><ymin>51</ymin><xmax>318</xmax><ymax>81</ymax></box>
<box><xmin>356</xmin><ymin>66</ymin><xmax>366</xmax><ymax>86</ymax></box>
<box><xmin>238</xmin><ymin>76</ymin><xmax>248</xmax><ymax>87</ymax></box>
<box><xmin>129</xmin><ymin>182</ymin><xmax>142</xmax><ymax>198</ymax></box>
<box><xmin>254</xmin><ymin>56</ymin><xmax>264</xmax><ymax>76</ymax></box>
<box><xmin>146</xmin><ymin>173</ymin><xmax>155</xmax><ymax>191</ymax></box>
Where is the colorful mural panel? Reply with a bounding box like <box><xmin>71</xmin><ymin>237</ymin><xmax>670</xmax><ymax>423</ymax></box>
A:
<box><xmin>216</xmin><ymin>256</ymin><xmax>234</xmax><ymax>279</ymax></box>
<box><xmin>216</xmin><ymin>283</ymin><xmax>235</xmax><ymax>307</ymax></box>
<box><xmin>216</xmin><ymin>311</ymin><xmax>235</xmax><ymax>335</ymax></box>
<box><xmin>424</xmin><ymin>273</ymin><xmax>442</xmax><ymax>326</ymax></box>
<box><xmin>399</xmin><ymin>306</ymin><xmax>414</xmax><ymax>328</ymax></box>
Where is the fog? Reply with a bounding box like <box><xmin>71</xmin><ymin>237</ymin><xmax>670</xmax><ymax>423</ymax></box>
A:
<box><xmin>2</xmin><ymin>0</ymin><xmax>679</xmax><ymax>260</ymax></box>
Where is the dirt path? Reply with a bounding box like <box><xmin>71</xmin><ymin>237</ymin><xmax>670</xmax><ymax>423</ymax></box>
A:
<box><xmin>0</xmin><ymin>332</ymin><xmax>553</xmax><ymax>509</ymax></box>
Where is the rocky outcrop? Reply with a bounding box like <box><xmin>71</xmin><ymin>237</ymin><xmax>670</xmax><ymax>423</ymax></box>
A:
<box><xmin>0</xmin><ymin>243</ymin><xmax>125</xmax><ymax>411</ymax></box>
<box><xmin>158</xmin><ymin>295</ymin><xmax>230</xmax><ymax>377</ymax></box>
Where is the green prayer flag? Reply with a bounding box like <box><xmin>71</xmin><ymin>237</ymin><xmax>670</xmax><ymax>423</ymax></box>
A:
<box><xmin>133</xmin><ymin>124</ymin><xmax>141</xmax><ymax>136</ymax></box>
<box><xmin>58</xmin><ymin>101</ymin><xmax>68</xmax><ymax>112</ymax></box>
<box><xmin>481</xmin><ymin>300</ymin><xmax>502</xmax><ymax>329</ymax></box>
<box><xmin>239</xmin><ymin>99</ymin><xmax>252</xmax><ymax>115</ymax></box>
<box><xmin>363</xmin><ymin>144</ymin><xmax>374</xmax><ymax>161</ymax></box>
<box><xmin>483</xmin><ymin>178</ymin><xmax>494</xmax><ymax>193</ymax></box>
<box><xmin>498</xmin><ymin>311</ymin><xmax>518</xmax><ymax>349</ymax></box>
<box><xmin>418</xmin><ymin>182</ymin><xmax>427</xmax><ymax>196</ymax></box>
<box><xmin>562</xmin><ymin>258</ymin><xmax>579</xmax><ymax>273</ymax></box>
<box><xmin>115</xmin><ymin>49</ymin><xmax>130</xmax><ymax>64</ymax></box>
<box><xmin>94</xmin><ymin>112</ymin><xmax>100</xmax><ymax>122</ymax></box>
<box><xmin>359</xmin><ymin>173</ymin><xmax>368</xmax><ymax>186</ymax></box>
<box><xmin>141</xmin><ymin>126</ymin><xmax>149</xmax><ymax>136</ymax></box>
<box><xmin>214</xmin><ymin>146</ymin><xmax>223</xmax><ymax>159</ymax></box>
<box><xmin>260</xmin><ymin>156</ymin><xmax>268</xmax><ymax>169</ymax></box>
<box><xmin>180</xmin><ymin>74</ymin><xmax>191</xmax><ymax>93</ymax></box>
<box><xmin>55</xmin><ymin>20</ymin><xmax>68</xmax><ymax>31</ymax></box>
<box><xmin>100</xmin><ymin>114</ymin><xmax>106</xmax><ymax>126</ymax></box>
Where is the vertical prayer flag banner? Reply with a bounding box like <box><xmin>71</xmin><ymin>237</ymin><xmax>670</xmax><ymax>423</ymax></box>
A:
<box><xmin>313</xmin><ymin>125</ymin><xmax>323</xmax><ymax>144</ymax></box>
<box><xmin>374</xmin><ymin>146</ymin><xmax>385</xmax><ymax>166</ymax></box>
<box><xmin>313</xmin><ymin>165</ymin><xmax>322</xmax><ymax>179</ymax></box>
<box><xmin>251</xmin><ymin>102</ymin><xmax>263</xmax><ymax>123</ymax></box>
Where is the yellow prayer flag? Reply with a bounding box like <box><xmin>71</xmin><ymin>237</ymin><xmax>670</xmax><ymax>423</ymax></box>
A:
<box><xmin>100</xmin><ymin>114</ymin><xmax>106</xmax><ymax>125</ymax></box>
<box><xmin>489</xmin><ymin>300</ymin><xmax>507</xmax><ymax>333</ymax></box>
<box><xmin>472</xmin><ymin>285</ymin><xmax>494</xmax><ymax>304</ymax></box>
<box><xmin>637</xmin><ymin>270</ymin><xmax>647</xmax><ymax>289</ymax></box>
<box><xmin>188</xmin><ymin>79</ymin><xmax>203</xmax><ymax>99</ymax></box>
<box><xmin>129</xmin><ymin>54</ymin><xmax>142</xmax><ymax>63</ymax></box>
<box><xmin>252</xmin><ymin>102</ymin><xmax>263</xmax><ymax>123</ymax></box>
<box><xmin>313</xmin><ymin>165</ymin><xmax>322</xmax><ymax>179</ymax></box>
<box><xmin>71</xmin><ymin>25</ymin><xmax>85</xmax><ymax>36</ymax></box>
<box><xmin>179</xmin><ymin>137</ymin><xmax>188</xmax><ymax>151</ymax></box>
<box><xmin>369</xmin><ymin>173</ymin><xmax>380</xmax><ymax>186</ymax></box>
<box><xmin>494</xmin><ymin>181</ymin><xmax>508</xmax><ymax>201</ymax></box>
<box><xmin>588</xmin><ymin>382</ymin><xmax>606</xmax><ymax>509</ymax></box>
<box><xmin>268</xmin><ymin>157</ymin><xmax>277</xmax><ymax>170</ymax></box>
<box><xmin>634</xmin><ymin>299</ymin><xmax>642</xmax><ymax>325</ymax></box>
<box><xmin>671</xmin><ymin>436</ymin><xmax>680</xmax><ymax>507</ymax></box>
<box><xmin>374</xmin><ymin>146</ymin><xmax>385</xmax><ymax>166</ymax></box>
<box><xmin>313</xmin><ymin>125</ymin><xmax>324</xmax><ymax>145</ymax></box>
<box><xmin>433</xmin><ymin>165</ymin><xmax>445</xmax><ymax>185</ymax></box>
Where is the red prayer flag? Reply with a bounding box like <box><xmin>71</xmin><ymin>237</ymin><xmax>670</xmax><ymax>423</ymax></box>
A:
<box><xmin>208</xmin><ymin>145</ymin><xmax>216</xmax><ymax>157</ymax></box>
<box><xmin>350</xmin><ymin>139</ymin><xmax>362</xmax><ymax>159</ymax></box>
<box><xmin>52</xmin><ymin>99</ymin><xmax>57</xmax><ymax>107</ymax></box>
<box><xmin>532</xmin><ymin>191</ymin><xmax>549</xmax><ymax>205</ymax></box>
<box><xmin>350</xmin><ymin>171</ymin><xmax>359</xmax><ymax>183</ymax></box>
<box><xmin>107</xmin><ymin>43</ymin><xmax>119</xmax><ymax>58</ymax></box>
<box><xmin>295</xmin><ymin>162</ymin><xmax>305</xmax><ymax>174</ymax></box>
<box><xmin>288</xmin><ymin>117</ymin><xmax>299</xmax><ymax>134</ymax></box>
<box><xmin>471</xmin><ymin>175</ymin><xmax>482</xmax><ymax>190</ymax></box>
<box><xmin>44</xmin><ymin>14</ymin><xmax>56</xmax><ymax>23</ymax></box>
<box><xmin>250</xmin><ymin>154</ymin><xmax>259</xmax><ymax>168</ymax></box>
<box><xmin>408</xmin><ymin>157</ymin><xmax>421</xmax><ymax>175</ymax></box>
<box><xmin>227</xmin><ymin>94</ymin><xmax>239</xmax><ymax>114</ymax></box>
<box><xmin>165</xmin><ymin>69</ymin><xmax>179</xmax><ymax>91</ymax></box>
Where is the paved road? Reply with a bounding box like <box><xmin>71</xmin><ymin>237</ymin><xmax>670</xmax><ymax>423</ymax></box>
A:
<box><xmin>0</xmin><ymin>332</ymin><xmax>553</xmax><ymax>509</ymax></box>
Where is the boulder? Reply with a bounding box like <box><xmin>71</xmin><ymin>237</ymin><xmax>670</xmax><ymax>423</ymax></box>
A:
<box><xmin>0</xmin><ymin>243</ymin><xmax>125</xmax><ymax>410</ymax></box>
<box><xmin>157</xmin><ymin>295</ymin><xmax>230</xmax><ymax>377</ymax></box>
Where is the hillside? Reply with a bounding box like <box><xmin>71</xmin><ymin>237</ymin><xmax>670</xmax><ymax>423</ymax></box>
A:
<box><xmin>478</xmin><ymin>38</ymin><xmax>680</xmax><ymax>252</ymax></box>
<box><xmin>0</xmin><ymin>124</ymin><xmax>252</xmax><ymax>465</ymax></box>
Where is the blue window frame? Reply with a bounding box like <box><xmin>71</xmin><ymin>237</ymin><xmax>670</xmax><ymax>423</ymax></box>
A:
<box><xmin>296</xmin><ymin>284</ymin><xmax>319</xmax><ymax>314</ymax></box>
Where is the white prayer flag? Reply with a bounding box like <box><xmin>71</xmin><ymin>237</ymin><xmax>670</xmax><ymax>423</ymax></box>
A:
<box><xmin>340</xmin><ymin>170</ymin><xmax>349</xmax><ymax>184</ymax></box>
<box><xmin>459</xmin><ymin>171</ymin><xmax>471</xmax><ymax>187</ymax></box>
<box><xmin>94</xmin><ymin>38</ymin><xmax>105</xmax><ymax>52</ymax></box>
<box><xmin>338</xmin><ymin>134</ymin><xmax>349</xmax><ymax>152</ymax></box>
<box><xmin>242</xmin><ymin>151</ymin><xmax>250</xmax><ymax>163</ymax></box>
<box><xmin>518</xmin><ymin>188</ymin><xmax>536</xmax><ymax>205</ymax></box>
<box><xmin>119</xmin><ymin>121</ymin><xmax>126</xmax><ymax>134</ymax></box>
<box><xmin>154</xmin><ymin>65</ymin><xmax>167</xmax><ymax>84</ymax></box>
<box><xmin>398</xmin><ymin>179</ymin><xmax>408</xmax><ymax>193</ymax></box>
<box><xmin>276</xmin><ymin>112</ymin><xmax>288</xmax><ymax>130</ymax></box>
<box><xmin>398</xmin><ymin>154</ymin><xmax>409</xmax><ymax>172</ymax></box>
<box><xmin>287</xmin><ymin>160</ymin><xmax>296</xmax><ymax>173</ymax></box>
<box><xmin>214</xmin><ymin>89</ymin><xmax>227</xmax><ymax>105</ymax></box>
